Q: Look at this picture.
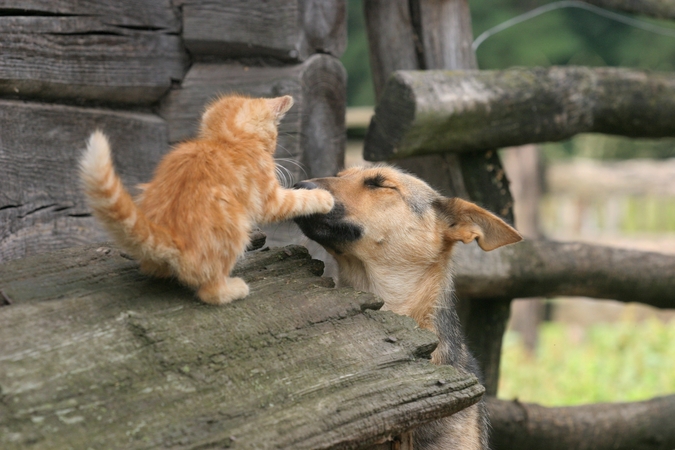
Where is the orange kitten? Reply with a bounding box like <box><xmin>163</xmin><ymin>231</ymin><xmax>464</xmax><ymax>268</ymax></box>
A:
<box><xmin>80</xmin><ymin>95</ymin><xmax>334</xmax><ymax>304</ymax></box>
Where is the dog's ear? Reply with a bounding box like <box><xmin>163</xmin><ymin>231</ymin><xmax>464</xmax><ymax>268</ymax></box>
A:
<box><xmin>433</xmin><ymin>197</ymin><xmax>522</xmax><ymax>251</ymax></box>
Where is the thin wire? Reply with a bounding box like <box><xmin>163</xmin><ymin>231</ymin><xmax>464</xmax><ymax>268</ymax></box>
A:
<box><xmin>473</xmin><ymin>0</ymin><xmax>675</xmax><ymax>51</ymax></box>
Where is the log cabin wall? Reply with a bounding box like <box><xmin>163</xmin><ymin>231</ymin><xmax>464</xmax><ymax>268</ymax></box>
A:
<box><xmin>0</xmin><ymin>0</ymin><xmax>347</xmax><ymax>263</ymax></box>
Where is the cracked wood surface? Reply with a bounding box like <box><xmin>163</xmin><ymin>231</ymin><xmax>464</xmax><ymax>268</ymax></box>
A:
<box><xmin>0</xmin><ymin>0</ymin><xmax>187</xmax><ymax>104</ymax></box>
<box><xmin>0</xmin><ymin>245</ymin><xmax>483</xmax><ymax>449</ymax></box>
<box><xmin>0</xmin><ymin>100</ymin><xmax>169</xmax><ymax>263</ymax></box>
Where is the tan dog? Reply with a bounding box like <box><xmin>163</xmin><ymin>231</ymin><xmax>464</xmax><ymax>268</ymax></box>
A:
<box><xmin>294</xmin><ymin>165</ymin><xmax>521</xmax><ymax>450</ymax></box>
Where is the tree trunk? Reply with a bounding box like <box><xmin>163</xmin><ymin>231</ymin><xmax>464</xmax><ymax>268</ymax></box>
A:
<box><xmin>502</xmin><ymin>146</ymin><xmax>545</xmax><ymax>353</ymax></box>
<box><xmin>488</xmin><ymin>396</ymin><xmax>675</xmax><ymax>450</ymax></box>
<box><xmin>364</xmin><ymin>67</ymin><xmax>675</xmax><ymax>160</ymax></box>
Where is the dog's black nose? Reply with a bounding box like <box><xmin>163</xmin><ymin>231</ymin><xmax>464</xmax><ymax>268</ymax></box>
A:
<box><xmin>293</xmin><ymin>181</ymin><xmax>318</xmax><ymax>190</ymax></box>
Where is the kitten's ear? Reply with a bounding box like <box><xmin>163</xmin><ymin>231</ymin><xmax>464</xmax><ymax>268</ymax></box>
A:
<box><xmin>267</xmin><ymin>96</ymin><xmax>294</xmax><ymax>120</ymax></box>
<box><xmin>433</xmin><ymin>197</ymin><xmax>522</xmax><ymax>251</ymax></box>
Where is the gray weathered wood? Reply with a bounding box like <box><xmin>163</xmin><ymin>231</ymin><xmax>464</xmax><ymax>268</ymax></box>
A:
<box><xmin>0</xmin><ymin>1</ymin><xmax>187</xmax><ymax>104</ymax></box>
<box><xmin>0</xmin><ymin>1</ymin><xmax>180</xmax><ymax>30</ymax></box>
<box><xmin>180</xmin><ymin>0</ymin><xmax>346</xmax><ymax>61</ymax></box>
<box><xmin>160</xmin><ymin>54</ymin><xmax>346</xmax><ymax>180</ymax></box>
<box><xmin>0</xmin><ymin>100</ymin><xmax>169</xmax><ymax>263</ymax></box>
<box><xmin>453</xmin><ymin>239</ymin><xmax>675</xmax><ymax>309</ymax></box>
<box><xmin>364</xmin><ymin>67</ymin><xmax>675</xmax><ymax>161</ymax></box>
<box><xmin>581</xmin><ymin>0</ymin><xmax>675</xmax><ymax>19</ymax></box>
<box><xmin>488</xmin><ymin>395</ymin><xmax>675</xmax><ymax>450</ymax></box>
<box><xmin>0</xmin><ymin>244</ymin><xmax>484</xmax><ymax>450</ymax></box>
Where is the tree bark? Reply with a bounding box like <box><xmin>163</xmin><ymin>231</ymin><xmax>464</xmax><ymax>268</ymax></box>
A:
<box><xmin>580</xmin><ymin>0</ymin><xmax>675</xmax><ymax>20</ymax></box>
<box><xmin>0</xmin><ymin>244</ymin><xmax>483</xmax><ymax>450</ymax></box>
<box><xmin>453</xmin><ymin>239</ymin><xmax>675</xmax><ymax>309</ymax></box>
<box><xmin>488</xmin><ymin>395</ymin><xmax>675</xmax><ymax>450</ymax></box>
<box><xmin>364</xmin><ymin>67</ymin><xmax>675</xmax><ymax>160</ymax></box>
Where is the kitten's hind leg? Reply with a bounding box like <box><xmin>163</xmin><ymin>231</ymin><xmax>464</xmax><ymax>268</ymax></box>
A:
<box><xmin>261</xmin><ymin>187</ymin><xmax>334</xmax><ymax>223</ymax></box>
<box><xmin>197</xmin><ymin>277</ymin><xmax>250</xmax><ymax>305</ymax></box>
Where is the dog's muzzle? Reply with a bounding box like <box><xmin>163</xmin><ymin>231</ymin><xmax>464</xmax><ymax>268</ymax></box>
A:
<box><xmin>293</xmin><ymin>182</ymin><xmax>363</xmax><ymax>252</ymax></box>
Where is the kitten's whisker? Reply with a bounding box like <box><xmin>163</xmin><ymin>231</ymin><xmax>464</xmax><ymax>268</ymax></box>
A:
<box><xmin>276</xmin><ymin>158</ymin><xmax>308</xmax><ymax>178</ymax></box>
<box><xmin>276</xmin><ymin>164</ymin><xmax>295</xmax><ymax>188</ymax></box>
<box><xmin>275</xmin><ymin>143</ymin><xmax>295</xmax><ymax>158</ymax></box>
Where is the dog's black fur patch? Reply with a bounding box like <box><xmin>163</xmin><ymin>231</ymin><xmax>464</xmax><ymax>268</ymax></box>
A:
<box><xmin>294</xmin><ymin>202</ymin><xmax>363</xmax><ymax>253</ymax></box>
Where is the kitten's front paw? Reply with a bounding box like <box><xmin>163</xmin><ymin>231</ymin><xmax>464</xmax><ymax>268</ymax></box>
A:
<box><xmin>312</xmin><ymin>189</ymin><xmax>335</xmax><ymax>214</ymax></box>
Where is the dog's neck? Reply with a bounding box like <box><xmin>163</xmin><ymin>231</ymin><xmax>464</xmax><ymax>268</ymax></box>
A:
<box><xmin>333</xmin><ymin>252</ymin><xmax>454</xmax><ymax>331</ymax></box>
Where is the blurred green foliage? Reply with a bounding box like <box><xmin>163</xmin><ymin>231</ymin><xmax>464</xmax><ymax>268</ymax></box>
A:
<box><xmin>342</xmin><ymin>0</ymin><xmax>675</xmax><ymax>158</ymax></box>
<box><xmin>499</xmin><ymin>319</ymin><xmax>675</xmax><ymax>405</ymax></box>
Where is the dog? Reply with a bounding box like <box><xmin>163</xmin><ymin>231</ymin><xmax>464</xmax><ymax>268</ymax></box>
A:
<box><xmin>294</xmin><ymin>165</ymin><xmax>522</xmax><ymax>450</ymax></box>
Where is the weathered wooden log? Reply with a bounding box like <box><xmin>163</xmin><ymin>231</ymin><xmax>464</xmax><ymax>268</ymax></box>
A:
<box><xmin>180</xmin><ymin>0</ymin><xmax>346</xmax><ymax>61</ymax></box>
<box><xmin>364</xmin><ymin>67</ymin><xmax>675</xmax><ymax>161</ymax></box>
<box><xmin>581</xmin><ymin>0</ymin><xmax>675</xmax><ymax>20</ymax></box>
<box><xmin>160</xmin><ymin>54</ymin><xmax>346</xmax><ymax>180</ymax></box>
<box><xmin>453</xmin><ymin>239</ymin><xmax>675</xmax><ymax>308</ymax></box>
<box><xmin>0</xmin><ymin>244</ymin><xmax>484</xmax><ymax>450</ymax></box>
<box><xmin>488</xmin><ymin>395</ymin><xmax>675</xmax><ymax>450</ymax></box>
<box><xmin>0</xmin><ymin>1</ymin><xmax>187</xmax><ymax>104</ymax></box>
<box><xmin>364</xmin><ymin>0</ymin><xmax>515</xmax><ymax>397</ymax></box>
<box><xmin>0</xmin><ymin>100</ymin><xmax>169</xmax><ymax>263</ymax></box>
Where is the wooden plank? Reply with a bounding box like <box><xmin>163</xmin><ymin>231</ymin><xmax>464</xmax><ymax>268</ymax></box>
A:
<box><xmin>0</xmin><ymin>245</ymin><xmax>484</xmax><ymax>449</ymax></box>
<box><xmin>181</xmin><ymin>0</ymin><xmax>346</xmax><ymax>61</ymax></box>
<box><xmin>364</xmin><ymin>67</ymin><xmax>675</xmax><ymax>160</ymax></box>
<box><xmin>0</xmin><ymin>1</ymin><xmax>187</xmax><ymax>104</ymax></box>
<box><xmin>160</xmin><ymin>54</ymin><xmax>346</xmax><ymax>180</ymax></box>
<box><xmin>0</xmin><ymin>100</ymin><xmax>169</xmax><ymax>263</ymax></box>
<box><xmin>0</xmin><ymin>0</ymin><xmax>180</xmax><ymax>30</ymax></box>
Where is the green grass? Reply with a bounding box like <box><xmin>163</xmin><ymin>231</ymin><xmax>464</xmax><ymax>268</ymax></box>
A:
<box><xmin>498</xmin><ymin>319</ymin><xmax>675</xmax><ymax>406</ymax></box>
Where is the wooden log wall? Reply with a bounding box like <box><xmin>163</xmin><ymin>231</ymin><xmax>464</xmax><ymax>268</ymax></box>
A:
<box><xmin>0</xmin><ymin>0</ymin><xmax>347</xmax><ymax>263</ymax></box>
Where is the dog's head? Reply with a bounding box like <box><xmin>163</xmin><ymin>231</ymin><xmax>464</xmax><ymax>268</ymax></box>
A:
<box><xmin>294</xmin><ymin>165</ymin><xmax>522</xmax><ymax>326</ymax></box>
<box><xmin>295</xmin><ymin>165</ymin><xmax>521</xmax><ymax>259</ymax></box>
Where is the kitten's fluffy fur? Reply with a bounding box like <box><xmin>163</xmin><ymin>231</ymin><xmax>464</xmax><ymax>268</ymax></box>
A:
<box><xmin>80</xmin><ymin>95</ymin><xmax>334</xmax><ymax>304</ymax></box>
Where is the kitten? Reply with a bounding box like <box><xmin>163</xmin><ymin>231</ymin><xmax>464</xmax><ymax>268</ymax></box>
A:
<box><xmin>79</xmin><ymin>95</ymin><xmax>334</xmax><ymax>304</ymax></box>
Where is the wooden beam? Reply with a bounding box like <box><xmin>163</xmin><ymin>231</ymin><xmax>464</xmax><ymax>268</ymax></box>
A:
<box><xmin>0</xmin><ymin>244</ymin><xmax>483</xmax><ymax>449</ymax></box>
<box><xmin>159</xmin><ymin>54</ymin><xmax>346</xmax><ymax>180</ymax></box>
<box><xmin>0</xmin><ymin>100</ymin><xmax>169</xmax><ymax>263</ymax></box>
<box><xmin>364</xmin><ymin>67</ymin><xmax>675</xmax><ymax>161</ymax></box>
<box><xmin>453</xmin><ymin>239</ymin><xmax>675</xmax><ymax>309</ymax></box>
<box><xmin>180</xmin><ymin>0</ymin><xmax>347</xmax><ymax>61</ymax></box>
<box><xmin>581</xmin><ymin>0</ymin><xmax>675</xmax><ymax>20</ymax></box>
<box><xmin>488</xmin><ymin>395</ymin><xmax>675</xmax><ymax>450</ymax></box>
<box><xmin>0</xmin><ymin>1</ymin><xmax>187</xmax><ymax>104</ymax></box>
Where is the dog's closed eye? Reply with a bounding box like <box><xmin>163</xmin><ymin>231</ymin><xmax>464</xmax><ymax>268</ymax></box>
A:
<box><xmin>364</xmin><ymin>174</ymin><xmax>397</xmax><ymax>190</ymax></box>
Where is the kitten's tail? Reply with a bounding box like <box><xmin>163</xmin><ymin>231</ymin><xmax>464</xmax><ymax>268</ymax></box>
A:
<box><xmin>79</xmin><ymin>131</ymin><xmax>179</xmax><ymax>265</ymax></box>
